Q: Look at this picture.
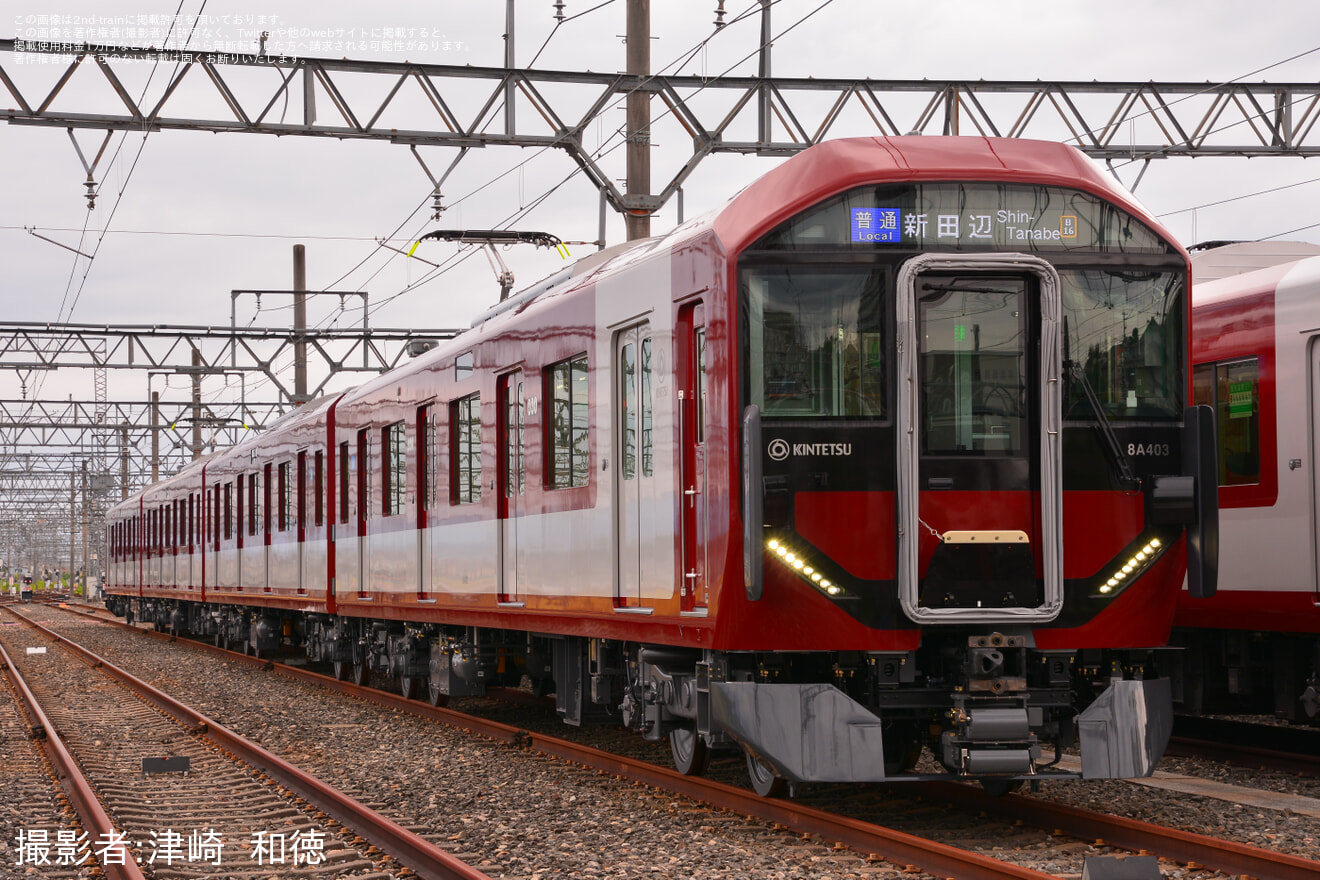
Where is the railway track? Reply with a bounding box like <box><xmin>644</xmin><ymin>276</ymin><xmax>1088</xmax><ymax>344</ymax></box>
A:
<box><xmin>0</xmin><ymin>606</ymin><xmax>491</xmax><ymax>880</ymax></box>
<box><xmin>1169</xmin><ymin>716</ymin><xmax>1320</xmax><ymax>776</ymax></box>
<box><xmin>21</xmin><ymin>601</ymin><xmax>1320</xmax><ymax>880</ymax></box>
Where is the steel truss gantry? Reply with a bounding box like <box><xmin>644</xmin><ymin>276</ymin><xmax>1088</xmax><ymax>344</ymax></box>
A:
<box><xmin>3</xmin><ymin>38</ymin><xmax>1319</xmax><ymax>217</ymax></box>
<box><xmin>0</xmin><ymin>320</ymin><xmax>459</xmax><ymax>580</ymax></box>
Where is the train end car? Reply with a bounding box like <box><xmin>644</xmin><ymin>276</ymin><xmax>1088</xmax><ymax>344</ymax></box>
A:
<box><xmin>1178</xmin><ymin>251</ymin><xmax>1320</xmax><ymax>724</ymax></box>
<box><xmin>104</xmin><ymin>136</ymin><xmax>1218</xmax><ymax>796</ymax></box>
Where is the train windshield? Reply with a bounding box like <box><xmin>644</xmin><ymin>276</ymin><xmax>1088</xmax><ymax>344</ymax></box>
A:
<box><xmin>1060</xmin><ymin>269</ymin><xmax>1184</xmax><ymax>420</ymax></box>
<box><xmin>742</xmin><ymin>267</ymin><xmax>887</xmax><ymax>419</ymax></box>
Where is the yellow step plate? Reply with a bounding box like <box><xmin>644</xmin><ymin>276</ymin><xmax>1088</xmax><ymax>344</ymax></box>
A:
<box><xmin>941</xmin><ymin>530</ymin><xmax>1029</xmax><ymax>545</ymax></box>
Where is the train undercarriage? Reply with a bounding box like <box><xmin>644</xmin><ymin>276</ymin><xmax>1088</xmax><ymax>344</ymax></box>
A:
<box><xmin>108</xmin><ymin>595</ymin><xmax>1173</xmax><ymax>795</ymax></box>
<box><xmin>1168</xmin><ymin>629</ymin><xmax>1320</xmax><ymax>726</ymax></box>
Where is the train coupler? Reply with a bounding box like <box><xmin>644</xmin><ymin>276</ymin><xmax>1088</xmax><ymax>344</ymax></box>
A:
<box><xmin>940</xmin><ymin>705</ymin><xmax>1041</xmax><ymax>776</ymax></box>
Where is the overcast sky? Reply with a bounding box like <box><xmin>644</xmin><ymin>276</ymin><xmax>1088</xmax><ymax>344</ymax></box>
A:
<box><xmin>4</xmin><ymin>0</ymin><xmax>1320</xmax><ymax>407</ymax></box>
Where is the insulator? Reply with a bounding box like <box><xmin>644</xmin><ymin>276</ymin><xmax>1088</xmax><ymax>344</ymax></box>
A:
<box><xmin>554</xmin><ymin>1</ymin><xmax>566</xmax><ymax>23</ymax></box>
<box><xmin>713</xmin><ymin>0</ymin><xmax>727</xmax><ymax>28</ymax></box>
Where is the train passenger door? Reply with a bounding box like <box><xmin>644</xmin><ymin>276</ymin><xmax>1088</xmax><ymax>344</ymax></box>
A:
<box><xmin>499</xmin><ymin>373</ymin><xmax>525</xmax><ymax>603</ymax></box>
<box><xmin>679</xmin><ymin>304</ymin><xmax>709</xmax><ymax>612</ymax></box>
<box><xmin>896</xmin><ymin>257</ymin><xmax>1062</xmax><ymax>623</ymax></box>
<box><xmin>616</xmin><ymin>323</ymin><xmax>655</xmax><ymax>607</ymax></box>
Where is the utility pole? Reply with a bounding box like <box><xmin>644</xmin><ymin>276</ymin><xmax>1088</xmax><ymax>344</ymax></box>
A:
<box><xmin>293</xmin><ymin>244</ymin><xmax>308</xmax><ymax>405</ymax></box>
<box><xmin>81</xmin><ymin>462</ymin><xmax>89</xmax><ymax>597</ymax></box>
<box><xmin>151</xmin><ymin>390</ymin><xmax>161</xmax><ymax>482</ymax></box>
<box><xmin>119</xmin><ymin>423</ymin><xmax>129</xmax><ymax>499</ymax></box>
<box><xmin>625</xmin><ymin>0</ymin><xmax>651</xmax><ymax>241</ymax></box>
<box><xmin>191</xmin><ymin>347</ymin><xmax>203</xmax><ymax>460</ymax></box>
<box><xmin>69</xmin><ymin>471</ymin><xmax>76</xmax><ymax>591</ymax></box>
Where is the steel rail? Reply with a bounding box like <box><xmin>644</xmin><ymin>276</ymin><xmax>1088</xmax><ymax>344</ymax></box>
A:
<box><xmin>0</xmin><ymin>628</ymin><xmax>145</xmax><ymax>879</ymax></box>
<box><xmin>4</xmin><ymin>607</ymin><xmax>493</xmax><ymax>880</ymax></box>
<box><xmin>918</xmin><ymin>779</ymin><xmax>1320</xmax><ymax>880</ymax></box>
<box><xmin>1168</xmin><ymin>736</ymin><xmax>1320</xmax><ymax>777</ymax></box>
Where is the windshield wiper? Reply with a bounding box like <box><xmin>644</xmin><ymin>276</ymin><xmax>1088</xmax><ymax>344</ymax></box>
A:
<box><xmin>1064</xmin><ymin>359</ymin><xmax>1141</xmax><ymax>491</ymax></box>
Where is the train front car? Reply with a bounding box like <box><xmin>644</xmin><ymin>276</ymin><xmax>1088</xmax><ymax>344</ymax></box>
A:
<box><xmin>690</xmin><ymin>137</ymin><xmax>1216</xmax><ymax>794</ymax></box>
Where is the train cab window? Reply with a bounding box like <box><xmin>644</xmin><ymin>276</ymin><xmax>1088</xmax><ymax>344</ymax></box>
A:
<box><xmin>384</xmin><ymin>422</ymin><xmax>406</xmax><ymax>516</ymax></box>
<box><xmin>1059</xmin><ymin>269</ymin><xmax>1184</xmax><ymax>420</ymax></box>
<box><xmin>742</xmin><ymin>268</ymin><xmax>887</xmax><ymax>419</ymax></box>
<box><xmin>453</xmin><ymin>394</ymin><xmax>482</xmax><ymax>504</ymax></box>
<box><xmin>919</xmin><ymin>278</ymin><xmax>1030</xmax><ymax>456</ymax></box>
<box><xmin>549</xmin><ymin>354</ymin><xmax>589</xmax><ymax>488</ymax></box>
<box><xmin>1193</xmin><ymin>358</ymin><xmax>1260</xmax><ymax>486</ymax></box>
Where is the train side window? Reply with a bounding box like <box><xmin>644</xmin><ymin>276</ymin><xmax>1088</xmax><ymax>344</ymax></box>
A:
<box><xmin>248</xmin><ymin>471</ymin><xmax>260</xmax><ymax>536</ymax></box>
<box><xmin>420</xmin><ymin>406</ymin><xmax>438</xmax><ymax>511</ymax></box>
<box><xmin>453</xmin><ymin>394</ymin><xmax>482</xmax><ymax>504</ymax></box>
<box><xmin>548</xmin><ymin>353</ymin><xmax>589</xmax><ymax>488</ymax></box>
<box><xmin>1193</xmin><ymin>358</ymin><xmax>1260</xmax><ymax>486</ymax></box>
<box><xmin>264</xmin><ymin>464</ymin><xmax>273</xmax><ymax>540</ymax></box>
<box><xmin>279</xmin><ymin>461</ymin><xmax>293</xmax><ymax>531</ymax></box>
<box><xmin>297</xmin><ymin>450</ymin><xmax>308</xmax><ymax>531</ymax></box>
<box><xmin>314</xmin><ymin>450</ymin><xmax>324</xmax><ymax>527</ymax></box>
<box><xmin>384</xmin><ymin>421</ymin><xmax>406</xmax><ymax>516</ymax></box>
<box><xmin>339</xmin><ymin>441</ymin><xmax>351</xmax><ymax>523</ymax></box>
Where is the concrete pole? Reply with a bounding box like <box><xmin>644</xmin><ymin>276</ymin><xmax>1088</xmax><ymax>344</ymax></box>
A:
<box><xmin>120</xmin><ymin>422</ymin><xmax>130</xmax><ymax>500</ymax></box>
<box><xmin>81</xmin><ymin>463</ymin><xmax>89</xmax><ymax>596</ymax></box>
<box><xmin>70</xmin><ymin>471</ymin><xmax>76</xmax><ymax>592</ymax></box>
<box><xmin>625</xmin><ymin>0</ymin><xmax>651</xmax><ymax>241</ymax></box>
<box><xmin>191</xmin><ymin>348</ymin><xmax>203</xmax><ymax>460</ymax></box>
<box><xmin>151</xmin><ymin>390</ymin><xmax>161</xmax><ymax>483</ymax></box>
<box><xmin>293</xmin><ymin>245</ymin><xmax>308</xmax><ymax>405</ymax></box>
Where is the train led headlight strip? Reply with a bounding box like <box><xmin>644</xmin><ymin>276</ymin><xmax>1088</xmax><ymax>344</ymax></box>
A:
<box><xmin>766</xmin><ymin>538</ymin><xmax>844</xmax><ymax>596</ymax></box>
<box><xmin>1098</xmin><ymin>537</ymin><xmax>1163</xmax><ymax>595</ymax></box>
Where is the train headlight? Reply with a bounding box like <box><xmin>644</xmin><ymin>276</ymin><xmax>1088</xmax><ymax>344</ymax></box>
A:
<box><xmin>1093</xmin><ymin>536</ymin><xmax>1170</xmax><ymax>599</ymax></box>
<box><xmin>766</xmin><ymin>537</ymin><xmax>846</xmax><ymax>599</ymax></box>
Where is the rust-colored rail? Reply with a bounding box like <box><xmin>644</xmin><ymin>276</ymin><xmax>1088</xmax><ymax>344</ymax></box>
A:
<box><xmin>922</xmin><ymin>779</ymin><xmax>1320</xmax><ymax>880</ymax></box>
<box><xmin>4</xmin><ymin>607</ymin><xmax>492</xmax><ymax>880</ymax></box>
<box><xmin>0</xmin><ymin>634</ymin><xmax>145</xmax><ymax>880</ymax></box>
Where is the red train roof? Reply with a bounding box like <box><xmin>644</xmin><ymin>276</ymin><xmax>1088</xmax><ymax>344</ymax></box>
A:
<box><xmin>713</xmin><ymin>136</ymin><xmax>1172</xmax><ymax>256</ymax></box>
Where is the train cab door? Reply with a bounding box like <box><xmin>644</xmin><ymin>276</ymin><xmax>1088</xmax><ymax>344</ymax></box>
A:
<box><xmin>896</xmin><ymin>256</ymin><xmax>1063</xmax><ymax>623</ymax></box>
<box><xmin>616</xmin><ymin>323</ymin><xmax>656</xmax><ymax>608</ymax></box>
<box><xmin>499</xmin><ymin>372</ymin><xmax>525</xmax><ymax>603</ymax></box>
<box><xmin>679</xmin><ymin>304</ymin><xmax>709</xmax><ymax>612</ymax></box>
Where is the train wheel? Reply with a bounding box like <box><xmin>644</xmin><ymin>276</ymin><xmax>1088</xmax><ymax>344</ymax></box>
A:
<box><xmin>744</xmin><ymin>749</ymin><xmax>786</xmax><ymax>798</ymax></box>
<box><xmin>332</xmin><ymin>661</ymin><xmax>350</xmax><ymax>681</ymax></box>
<box><xmin>349</xmin><ymin>663</ymin><xmax>368</xmax><ymax>687</ymax></box>
<box><xmin>215</xmin><ymin>631</ymin><xmax>227</xmax><ymax>650</ymax></box>
<box><xmin>399</xmin><ymin>676</ymin><xmax>421</xmax><ymax>701</ymax></box>
<box><xmin>979</xmin><ymin>778</ymin><xmax>1022</xmax><ymax>797</ymax></box>
<box><xmin>669</xmin><ymin>726</ymin><xmax>710</xmax><ymax>777</ymax></box>
<box><xmin>428</xmin><ymin>678</ymin><xmax>449</xmax><ymax>707</ymax></box>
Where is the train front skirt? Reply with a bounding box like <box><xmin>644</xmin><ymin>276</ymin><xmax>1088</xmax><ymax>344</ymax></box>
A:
<box><xmin>709</xmin><ymin>677</ymin><xmax>1173</xmax><ymax>782</ymax></box>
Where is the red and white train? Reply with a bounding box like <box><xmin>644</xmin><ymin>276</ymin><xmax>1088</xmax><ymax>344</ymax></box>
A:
<box><xmin>1176</xmin><ymin>244</ymin><xmax>1320</xmax><ymax>724</ymax></box>
<box><xmin>105</xmin><ymin>136</ymin><xmax>1218</xmax><ymax>795</ymax></box>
